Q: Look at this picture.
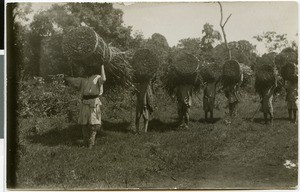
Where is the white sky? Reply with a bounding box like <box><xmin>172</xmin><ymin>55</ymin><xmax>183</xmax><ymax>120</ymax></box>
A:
<box><xmin>114</xmin><ymin>2</ymin><xmax>298</xmax><ymax>53</ymax></box>
<box><xmin>26</xmin><ymin>1</ymin><xmax>298</xmax><ymax>54</ymax></box>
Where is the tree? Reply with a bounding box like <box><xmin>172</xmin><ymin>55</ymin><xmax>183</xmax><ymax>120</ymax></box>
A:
<box><xmin>145</xmin><ymin>33</ymin><xmax>170</xmax><ymax>61</ymax></box>
<box><xmin>10</xmin><ymin>3</ymin><xmax>32</xmax><ymax>79</ymax></box>
<box><xmin>275</xmin><ymin>47</ymin><xmax>298</xmax><ymax>71</ymax></box>
<box><xmin>174</xmin><ymin>23</ymin><xmax>222</xmax><ymax>63</ymax></box>
<box><xmin>24</xmin><ymin>3</ymin><xmax>138</xmax><ymax>77</ymax></box>
<box><xmin>201</xmin><ymin>23</ymin><xmax>221</xmax><ymax>52</ymax></box>
<box><xmin>177</xmin><ymin>37</ymin><xmax>202</xmax><ymax>58</ymax></box>
<box><xmin>200</xmin><ymin>23</ymin><xmax>221</xmax><ymax>62</ymax></box>
<box><xmin>253</xmin><ymin>31</ymin><xmax>289</xmax><ymax>53</ymax></box>
<box><xmin>128</xmin><ymin>30</ymin><xmax>146</xmax><ymax>51</ymax></box>
<box><xmin>257</xmin><ymin>52</ymin><xmax>277</xmax><ymax>68</ymax></box>
<box><xmin>213</xmin><ymin>40</ymin><xmax>258</xmax><ymax>67</ymax></box>
<box><xmin>28</xmin><ymin>10</ymin><xmax>55</xmax><ymax>76</ymax></box>
<box><xmin>67</xmin><ymin>3</ymin><xmax>132</xmax><ymax>50</ymax></box>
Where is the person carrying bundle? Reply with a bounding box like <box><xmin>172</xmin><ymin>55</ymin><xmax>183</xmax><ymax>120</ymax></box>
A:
<box><xmin>222</xmin><ymin>60</ymin><xmax>243</xmax><ymax>117</ymax></box>
<box><xmin>64</xmin><ymin>65</ymin><xmax>106</xmax><ymax>148</ymax></box>
<box><xmin>134</xmin><ymin>82</ymin><xmax>154</xmax><ymax>133</ymax></box>
<box><xmin>164</xmin><ymin>52</ymin><xmax>201</xmax><ymax>129</ymax></box>
<box><xmin>281</xmin><ymin>62</ymin><xmax>298</xmax><ymax>123</ymax></box>
<box><xmin>285</xmin><ymin>80</ymin><xmax>297</xmax><ymax>123</ymax></box>
<box><xmin>175</xmin><ymin>84</ymin><xmax>194</xmax><ymax>128</ymax></box>
<box><xmin>255</xmin><ymin>64</ymin><xmax>279</xmax><ymax>125</ymax></box>
<box><xmin>224</xmin><ymin>82</ymin><xmax>241</xmax><ymax>117</ymax></box>
<box><xmin>201</xmin><ymin>62</ymin><xmax>221</xmax><ymax>122</ymax></box>
<box><xmin>259</xmin><ymin>81</ymin><xmax>277</xmax><ymax>125</ymax></box>
<box><xmin>203</xmin><ymin>81</ymin><xmax>217</xmax><ymax>122</ymax></box>
<box><xmin>131</xmin><ymin>49</ymin><xmax>158</xmax><ymax>133</ymax></box>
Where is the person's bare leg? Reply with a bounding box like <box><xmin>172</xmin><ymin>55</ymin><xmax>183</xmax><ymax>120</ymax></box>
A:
<box><xmin>88</xmin><ymin>125</ymin><xmax>97</xmax><ymax>149</ymax></box>
<box><xmin>205</xmin><ymin>111</ymin><xmax>208</xmax><ymax>122</ymax></box>
<box><xmin>184</xmin><ymin>107</ymin><xmax>190</xmax><ymax>128</ymax></box>
<box><xmin>264</xmin><ymin>113</ymin><xmax>268</xmax><ymax>125</ymax></box>
<box><xmin>82</xmin><ymin>125</ymin><xmax>89</xmax><ymax>147</ymax></box>
<box><xmin>178</xmin><ymin>103</ymin><xmax>184</xmax><ymax>126</ymax></box>
<box><xmin>233</xmin><ymin>103</ymin><xmax>238</xmax><ymax>117</ymax></box>
<box><xmin>135</xmin><ymin>110</ymin><xmax>141</xmax><ymax>134</ymax></box>
<box><xmin>143</xmin><ymin>109</ymin><xmax>149</xmax><ymax>133</ymax></box>
<box><xmin>229</xmin><ymin>103</ymin><xmax>233</xmax><ymax>117</ymax></box>
<box><xmin>210</xmin><ymin>110</ymin><xmax>214</xmax><ymax>122</ymax></box>
<box><xmin>269</xmin><ymin>112</ymin><xmax>274</xmax><ymax>126</ymax></box>
<box><xmin>288</xmin><ymin>109</ymin><xmax>292</xmax><ymax>122</ymax></box>
<box><xmin>293</xmin><ymin>109</ymin><xmax>297</xmax><ymax>123</ymax></box>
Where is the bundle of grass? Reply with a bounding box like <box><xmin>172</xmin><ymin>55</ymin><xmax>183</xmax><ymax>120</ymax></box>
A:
<box><xmin>222</xmin><ymin>60</ymin><xmax>241</xmax><ymax>87</ymax></box>
<box><xmin>200</xmin><ymin>62</ymin><xmax>222</xmax><ymax>83</ymax></box>
<box><xmin>173</xmin><ymin>52</ymin><xmax>200</xmax><ymax>75</ymax></box>
<box><xmin>131</xmin><ymin>49</ymin><xmax>159</xmax><ymax>83</ymax></box>
<box><xmin>281</xmin><ymin>62</ymin><xmax>298</xmax><ymax>83</ymax></box>
<box><xmin>255</xmin><ymin>64</ymin><xmax>276</xmax><ymax>95</ymax></box>
<box><xmin>163</xmin><ymin>51</ymin><xmax>202</xmax><ymax>96</ymax></box>
<box><xmin>62</xmin><ymin>26</ymin><xmax>133</xmax><ymax>89</ymax></box>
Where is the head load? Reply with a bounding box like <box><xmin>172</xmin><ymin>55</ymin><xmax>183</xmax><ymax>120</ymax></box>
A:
<box><xmin>200</xmin><ymin>62</ymin><xmax>222</xmax><ymax>83</ymax></box>
<box><xmin>62</xmin><ymin>26</ymin><xmax>133</xmax><ymax>89</ymax></box>
<box><xmin>281</xmin><ymin>62</ymin><xmax>298</xmax><ymax>84</ymax></box>
<box><xmin>255</xmin><ymin>64</ymin><xmax>276</xmax><ymax>95</ymax></box>
<box><xmin>222</xmin><ymin>60</ymin><xmax>242</xmax><ymax>87</ymax></box>
<box><xmin>163</xmin><ymin>51</ymin><xmax>202</xmax><ymax>95</ymax></box>
<box><xmin>131</xmin><ymin>49</ymin><xmax>159</xmax><ymax>83</ymax></box>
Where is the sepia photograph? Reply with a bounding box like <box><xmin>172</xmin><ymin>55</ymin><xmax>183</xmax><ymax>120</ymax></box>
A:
<box><xmin>6</xmin><ymin>1</ymin><xmax>298</xmax><ymax>190</ymax></box>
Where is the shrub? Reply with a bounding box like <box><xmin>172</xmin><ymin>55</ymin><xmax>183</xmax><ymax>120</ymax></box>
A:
<box><xmin>17</xmin><ymin>76</ymin><xmax>80</xmax><ymax>120</ymax></box>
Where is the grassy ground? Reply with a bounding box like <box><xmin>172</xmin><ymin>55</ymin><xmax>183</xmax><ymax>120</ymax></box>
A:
<box><xmin>14</xmin><ymin>92</ymin><xmax>298</xmax><ymax>190</ymax></box>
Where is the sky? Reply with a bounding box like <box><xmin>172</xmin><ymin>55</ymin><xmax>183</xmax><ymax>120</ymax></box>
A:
<box><xmin>27</xmin><ymin>1</ymin><xmax>298</xmax><ymax>54</ymax></box>
<box><xmin>114</xmin><ymin>2</ymin><xmax>298</xmax><ymax>54</ymax></box>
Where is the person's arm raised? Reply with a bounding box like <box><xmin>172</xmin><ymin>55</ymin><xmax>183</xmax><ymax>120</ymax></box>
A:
<box><xmin>101</xmin><ymin>64</ymin><xmax>106</xmax><ymax>82</ymax></box>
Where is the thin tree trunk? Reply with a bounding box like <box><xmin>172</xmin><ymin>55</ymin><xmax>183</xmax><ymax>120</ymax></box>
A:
<box><xmin>218</xmin><ymin>2</ymin><xmax>232</xmax><ymax>60</ymax></box>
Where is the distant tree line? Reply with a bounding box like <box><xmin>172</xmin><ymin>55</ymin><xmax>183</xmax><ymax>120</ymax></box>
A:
<box><xmin>11</xmin><ymin>3</ymin><xmax>298</xmax><ymax>81</ymax></box>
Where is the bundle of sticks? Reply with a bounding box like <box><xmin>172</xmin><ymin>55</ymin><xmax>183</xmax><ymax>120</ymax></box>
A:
<box><xmin>200</xmin><ymin>62</ymin><xmax>222</xmax><ymax>83</ymax></box>
<box><xmin>255</xmin><ymin>64</ymin><xmax>276</xmax><ymax>95</ymax></box>
<box><xmin>131</xmin><ymin>49</ymin><xmax>159</xmax><ymax>83</ymax></box>
<box><xmin>62</xmin><ymin>26</ymin><xmax>133</xmax><ymax>89</ymax></box>
<box><xmin>281</xmin><ymin>62</ymin><xmax>298</xmax><ymax>84</ymax></box>
<box><xmin>222</xmin><ymin>60</ymin><xmax>241</xmax><ymax>87</ymax></box>
<box><xmin>163</xmin><ymin>51</ymin><xmax>202</xmax><ymax>95</ymax></box>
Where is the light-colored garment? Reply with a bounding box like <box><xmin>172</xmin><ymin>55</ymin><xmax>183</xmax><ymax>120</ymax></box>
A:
<box><xmin>286</xmin><ymin>81</ymin><xmax>298</xmax><ymax>110</ymax></box>
<box><xmin>175</xmin><ymin>84</ymin><xmax>193</xmax><ymax>107</ymax></box>
<box><xmin>224</xmin><ymin>84</ymin><xmax>239</xmax><ymax>104</ymax></box>
<box><xmin>260</xmin><ymin>85</ymin><xmax>275</xmax><ymax>114</ymax></box>
<box><xmin>203</xmin><ymin>82</ymin><xmax>216</xmax><ymax>112</ymax></box>
<box><xmin>135</xmin><ymin>83</ymin><xmax>153</xmax><ymax>119</ymax></box>
<box><xmin>66</xmin><ymin>75</ymin><xmax>105</xmax><ymax>125</ymax></box>
<box><xmin>175</xmin><ymin>85</ymin><xmax>193</xmax><ymax>124</ymax></box>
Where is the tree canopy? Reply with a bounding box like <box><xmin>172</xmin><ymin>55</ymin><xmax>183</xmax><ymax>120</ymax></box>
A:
<box><xmin>12</xmin><ymin>2</ymin><xmax>297</xmax><ymax>87</ymax></box>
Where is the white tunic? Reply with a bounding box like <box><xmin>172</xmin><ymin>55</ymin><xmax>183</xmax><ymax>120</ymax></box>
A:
<box><xmin>66</xmin><ymin>75</ymin><xmax>105</xmax><ymax>125</ymax></box>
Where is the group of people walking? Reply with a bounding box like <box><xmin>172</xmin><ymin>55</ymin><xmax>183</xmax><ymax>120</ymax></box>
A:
<box><xmin>64</xmin><ymin>64</ymin><xmax>297</xmax><ymax>149</ymax></box>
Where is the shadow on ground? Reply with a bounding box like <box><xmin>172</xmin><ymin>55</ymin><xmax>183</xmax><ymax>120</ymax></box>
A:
<box><xmin>198</xmin><ymin>118</ymin><xmax>222</xmax><ymax>124</ymax></box>
<box><xmin>29</xmin><ymin>120</ymin><xmax>134</xmax><ymax>146</ymax></box>
<box><xmin>102</xmin><ymin>120</ymin><xmax>133</xmax><ymax>133</ymax></box>
<box><xmin>148</xmin><ymin>118</ymin><xmax>178</xmax><ymax>132</ymax></box>
<box><xmin>243</xmin><ymin>117</ymin><xmax>291</xmax><ymax>124</ymax></box>
<box><xmin>28</xmin><ymin>124</ymin><xmax>82</xmax><ymax>146</ymax></box>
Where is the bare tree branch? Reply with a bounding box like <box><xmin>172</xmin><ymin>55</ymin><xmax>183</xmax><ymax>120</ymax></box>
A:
<box><xmin>218</xmin><ymin>2</ymin><xmax>223</xmax><ymax>28</ymax></box>
<box><xmin>223</xmin><ymin>14</ymin><xmax>232</xmax><ymax>27</ymax></box>
<box><xmin>218</xmin><ymin>1</ymin><xmax>232</xmax><ymax>60</ymax></box>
